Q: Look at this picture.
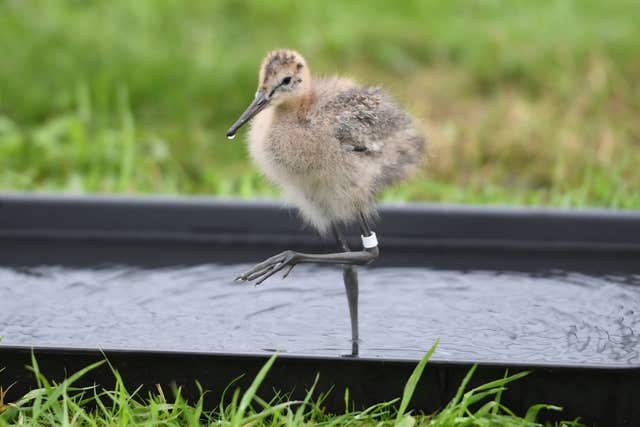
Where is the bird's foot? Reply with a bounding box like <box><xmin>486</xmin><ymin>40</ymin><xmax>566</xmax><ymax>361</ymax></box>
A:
<box><xmin>235</xmin><ymin>250</ymin><xmax>299</xmax><ymax>285</ymax></box>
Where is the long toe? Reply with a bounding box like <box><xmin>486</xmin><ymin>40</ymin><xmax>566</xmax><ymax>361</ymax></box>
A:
<box><xmin>244</xmin><ymin>263</ymin><xmax>279</xmax><ymax>281</ymax></box>
<box><xmin>237</xmin><ymin>255</ymin><xmax>282</xmax><ymax>280</ymax></box>
<box><xmin>237</xmin><ymin>251</ymin><xmax>298</xmax><ymax>284</ymax></box>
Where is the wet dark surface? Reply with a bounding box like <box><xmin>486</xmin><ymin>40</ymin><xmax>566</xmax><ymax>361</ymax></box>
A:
<box><xmin>2</xmin><ymin>264</ymin><xmax>639</xmax><ymax>366</ymax></box>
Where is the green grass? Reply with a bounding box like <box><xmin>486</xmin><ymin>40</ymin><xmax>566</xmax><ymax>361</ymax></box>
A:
<box><xmin>1</xmin><ymin>0</ymin><xmax>639</xmax><ymax>208</ymax></box>
<box><xmin>0</xmin><ymin>345</ymin><xmax>585</xmax><ymax>426</ymax></box>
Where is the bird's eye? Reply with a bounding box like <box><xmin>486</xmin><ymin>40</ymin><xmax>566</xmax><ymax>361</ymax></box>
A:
<box><xmin>282</xmin><ymin>76</ymin><xmax>292</xmax><ymax>85</ymax></box>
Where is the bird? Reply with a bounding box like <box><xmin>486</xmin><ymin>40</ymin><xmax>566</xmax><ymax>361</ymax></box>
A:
<box><xmin>226</xmin><ymin>49</ymin><xmax>425</xmax><ymax>355</ymax></box>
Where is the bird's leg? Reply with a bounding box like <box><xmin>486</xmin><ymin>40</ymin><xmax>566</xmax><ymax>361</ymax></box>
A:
<box><xmin>333</xmin><ymin>226</ymin><xmax>359</xmax><ymax>356</ymax></box>
<box><xmin>236</xmin><ymin>217</ymin><xmax>377</xmax><ymax>356</ymax></box>
<box><xmin>236</xmin><ymin>214</ymin><xmax>379</xmax><ymax>286</ymax></box>
<box><xmin>237</xmin><ymin>216</ymin><xmax>377</xmax><ymax>356</ymax></box>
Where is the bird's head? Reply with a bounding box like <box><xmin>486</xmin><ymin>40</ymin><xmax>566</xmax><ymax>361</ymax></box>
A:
<box><xmin>227</xmin><ymin>49</ymin><xmax>310</xmax><ymax>139</ymax></box>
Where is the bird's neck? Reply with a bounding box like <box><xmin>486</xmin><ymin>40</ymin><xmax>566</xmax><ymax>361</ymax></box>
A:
<box><xmin>275</xmin><ymin>91</ymin><xmax>315</xmax><ymax>117</ymax></box>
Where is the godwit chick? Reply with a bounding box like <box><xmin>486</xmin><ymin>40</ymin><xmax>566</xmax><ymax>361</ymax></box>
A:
<box><xmin>227</xmin><ymin>49</ymin><xmax>425</xmax><ymax>355</ymax></box>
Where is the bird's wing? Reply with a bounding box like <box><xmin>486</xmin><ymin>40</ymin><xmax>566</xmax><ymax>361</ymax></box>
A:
<box><xmin>330</xmin><ymin>87</ymin><xmax>410</xmax><ymax>154</ymax></box>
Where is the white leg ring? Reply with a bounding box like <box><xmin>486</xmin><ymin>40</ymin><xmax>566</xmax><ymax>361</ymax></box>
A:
<box><xmin>361</xmin><ymin>231</ymin><xmax>378</xmax><ymax>249</ymax></box>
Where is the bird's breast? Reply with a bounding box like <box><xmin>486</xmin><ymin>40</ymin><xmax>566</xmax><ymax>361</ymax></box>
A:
<box><xmin>248</xmin><ymin>108</ymin><xmax>340</xmax><ymax>182</ymax></box>
<box><xmin>246</xmin><ymin>106</ymin><xmax>377</xmax><ymax>233</ymax></box>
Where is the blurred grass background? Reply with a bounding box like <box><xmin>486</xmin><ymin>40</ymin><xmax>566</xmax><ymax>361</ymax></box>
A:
<box><xmin>1</xmin><ymin>0</ymin><xmax>638</xmax><ymax>208</ymax></box>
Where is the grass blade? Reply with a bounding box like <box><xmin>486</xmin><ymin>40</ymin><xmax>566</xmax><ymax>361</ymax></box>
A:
<box><xmin>524</xmin><ymin>403</ymin><xmax>562</xmax><ymax>422</ymax></box>
<box><xmin>230</xmin><ymin>353</ymin><xmax>278</xmax><ymax>427</ymax></box>
<box><xmin>395</xmin><ymin>340</ymin><xmax>438</xmax><ymax>425</ymax></box>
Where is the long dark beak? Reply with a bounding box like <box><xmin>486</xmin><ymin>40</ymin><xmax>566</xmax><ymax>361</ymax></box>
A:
<box><xmin>226</xmin><ymin>92</ymin><xmax>269</xmax><ymax>139</ymax></box>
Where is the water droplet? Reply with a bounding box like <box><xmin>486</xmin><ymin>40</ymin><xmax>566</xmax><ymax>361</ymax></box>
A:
<box><xmin>227</xmin><ymin>134</ymin><xmax>236</xmax><ymax>140</ymax></box>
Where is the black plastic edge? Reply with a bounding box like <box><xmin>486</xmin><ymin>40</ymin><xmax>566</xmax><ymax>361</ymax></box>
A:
<box><xmin>1</xmin><ymin>346</ymin><xmax>638</xmax><ymax>426</ymax></box>
<box><xmin>1</xmin><ymin>193</ymin><xmax>640</xmax><ymax>250</ymax></box>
